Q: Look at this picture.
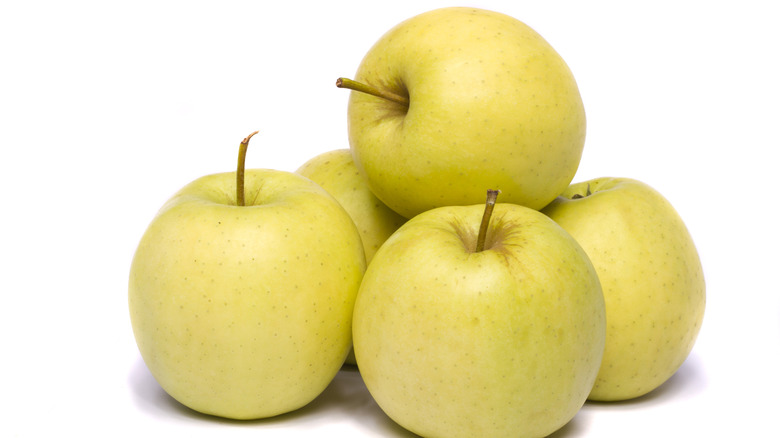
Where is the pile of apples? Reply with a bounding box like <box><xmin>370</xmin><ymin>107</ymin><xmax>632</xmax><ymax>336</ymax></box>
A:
<box><xmin>129</xmin><ymin>7</ymin><xmax>705</xmax><ymax>438</ymax></box>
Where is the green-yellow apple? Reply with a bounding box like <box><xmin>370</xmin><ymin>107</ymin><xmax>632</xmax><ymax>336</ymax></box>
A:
<box><xmin>296</xmin><ymin>149</ymin><xmax>407</xmax><ymax>264</ymax></box>
<box><xmin>128</xmin><ymin>133</ymin><xmax>366</xmax><ymax>419</ymax></box>
<box><xmin>297</xmin><ymin>149</ymin><xmax>407</xmax><ymax>366</ymax></box>
<box><xmin>352</xmin><ymin>191</ymin><xmax>606</xmax><ymax>438</ymax></box>
<box><xmin>541</xmin><ymin>177</ymin><xmax>705</xmax><ymax>401</ymax></box>
<box><xmin>337</xmin><ymin>7</ymin><xmax>586</xmax><ymax>218</ymax></box>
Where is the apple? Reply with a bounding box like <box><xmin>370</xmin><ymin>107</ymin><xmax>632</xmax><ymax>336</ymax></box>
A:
<box><xmin>352</xmin><ymin>190</ymin><xmax>606</xmax><ymax>438</ymax></box>
<box><xmin>541</xmin><ymin>177</ymin><xmax>706</xmax><ymax>401</ymax></box>
<box><xmin>128</xmin><ymin>132</ymin><xmax>366</xmax><ymax>419</ymax></box>
<box><xmin>297</xmin><ymin>149</ymin><xmax>407</xmax><ymax>366</ymax></box>
<box><xmin>337</xmin><ymin>7</ymin><xmax>586</xmax><ymax>218</ymax></box>
<box><xmin>296</xmin><ymin>149</ymin><xmax>406</xmax><ymax>265</ymax></box>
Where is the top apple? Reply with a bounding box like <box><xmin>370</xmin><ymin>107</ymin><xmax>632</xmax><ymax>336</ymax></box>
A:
<box><xmin>340</xmin><ymin>7</ymin><xmax>586</xmax><ymax>218</ymax></box>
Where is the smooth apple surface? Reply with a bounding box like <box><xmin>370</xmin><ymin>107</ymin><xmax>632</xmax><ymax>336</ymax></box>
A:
<box><xmin>297</xmin><ymin>149</ymin><xmax>406</xmax><ymax>264</ymax></box>
<box><xmin>352</xmin><ymin>202</ymin><xmax>605</xmax><ymax>438</ymax></box>
<box><xmin>345</xmin><ymin>7</ymin><xmax>586</xmax><ymax>218</ymax></box>
<box><xmin>542</xmin><ymin>177</ymin><xmax>705</xmax><ymax>401</ymax></box>
<box><xmin>129</xmin><ymin>169</ymin><xmax>366</xmax><ymax>419</ymax></box>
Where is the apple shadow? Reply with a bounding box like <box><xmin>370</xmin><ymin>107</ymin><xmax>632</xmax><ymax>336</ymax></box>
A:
<box><xmin>547</xmin><ymin>352</ymin><xmax>707</xmax><ymax>437</ymax></box>
<box><xmin>130</xmin><ymin>352</ymin><xmax>705</xmax><ymax>436</ymax></box>
<box><xmin>127</xmin><ymin>354</ymin><xmax>222</xmax><ymax>422</ymax></box>
<box><xmin>127</xmin><ymin>356</ymin><xmax>418</xmax><ymax>436</ymax></box>
<box><xmin>587</xmin><ymin>351</ymin><xmax>708</xmax><ymax>408</ymax></box>
<box><xmin>328</xmin><ymin>365</ymin><xmax>422</xmax><ymax>437</ymax></box>
<box><xmin>547</xmin><ymin>412</ymin><xmax>589</xmax><ymax>438</ymax></box>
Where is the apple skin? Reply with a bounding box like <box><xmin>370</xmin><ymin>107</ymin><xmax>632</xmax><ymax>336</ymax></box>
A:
<box><xmin>128</xmin><ymin>169</ymin><xmax>366</xmax><ymax>419</ymax></box>
<box><xmin>352</xmin><ymin>202</ymin><xmax>605</xmax><ymax>438</ymax></box>
<box><xmin>296</xmin><ymin>149</ymin><xmax>407</xmax><ymax>264</ymax></box>
<box><xmin>346</xmin><ymin>7</ymin><xmax>586</xmax><ymax>218</ymax></box>
<box><xmin>297</xmin><ymin>149</ymin><xmax>407</xmax><ymax>366</ymax></box>
<box><xmin>542</xmin><ymin>177</ymin><xmax>705</xmax><ymax>401</ymax></box>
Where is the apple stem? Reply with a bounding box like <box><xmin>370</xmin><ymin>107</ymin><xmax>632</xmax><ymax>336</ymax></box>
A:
<box><xmin>336</xmin><ymin>77</ymin><xmax>410</xmax><ymax>107</ymax></box>
<box><xmin>476</xmin><ymin>190</ymin><xmax>500</xmax><ymax>252</ymax></box>
<box><xmin>236</xmin><ymin>131</ymin><xmax>259</xmax><ymax>206</ymax></box>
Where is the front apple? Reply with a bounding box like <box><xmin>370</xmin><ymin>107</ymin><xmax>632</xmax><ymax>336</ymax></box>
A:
<box><xmin>352</xmin><ymin>194</ymin><xmax>605</xmax><ymax>437</ymax></box>
<box><xmin>340</xmin><ymin>7</ymin><xmax>586</xmax><ymax>218</ymax></box>
<box><xmin>129</xmin><ymin>138</ymin><xmax>366</xmax><ymax>419</ymax></box>
<box><xmin>542</xmin><ymin>177</ymin><xmax>706</xmax><ymax>401</ymax></box>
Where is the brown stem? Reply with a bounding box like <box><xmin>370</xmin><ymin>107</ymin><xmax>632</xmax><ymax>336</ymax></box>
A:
<box><xmin>236</xmin><ymin>130</ymin><xmax>259</xmax><ymax>206</ymax></box>
<box><xmin>476</xmin><ymin>190</ymin><xmax>500</xmax><ymax>252</ymax></box>
<box><xmin>336</xmin><ymin>77</ymin><xmax>410</xmax><ymax>107</ymax></box>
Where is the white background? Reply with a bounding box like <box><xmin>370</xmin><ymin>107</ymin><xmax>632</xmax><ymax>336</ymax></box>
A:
<box><xmin>2</xmin><ymin>0</ymin><xmax>778</xmax><ymax>436</ymax></box>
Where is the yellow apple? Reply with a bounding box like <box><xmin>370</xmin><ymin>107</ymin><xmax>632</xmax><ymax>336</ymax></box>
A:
<box><xmin>338</xmin><ymin>7</ymin><xmax>586</xmax><ymax>218</ymax></box>
<box><xmin>353</xmin><ymin>192</ymin><xmax>605</xmax><ymax>437</ymax></box>
<box><xmin>128</xmin><ymin>134</ymin><xmax>366</xmax><ymax>419</ymax></box>
<box><xmin>542</xmin><ymin>177</ymin><xmax>705</xmax><ymax>401</ymax></box>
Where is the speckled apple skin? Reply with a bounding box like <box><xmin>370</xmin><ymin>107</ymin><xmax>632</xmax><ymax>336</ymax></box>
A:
<box><xmin>129</xmin><ymin>169</ymin><xmax>365</xmax><ymax>419</ymax></box>
<box><xmin>346</xmin><ymin>7</ymin><xmax>586</xmax><ymax>218</ymax></box>
<box><xmin>542</xmin><ymin>177</ymin><xmax>706</xmax><ymax>401</ymax></box>
<box><xmin>353</xmin><ymin>203</ymin><xmax>605</xmax><ymax>438</ymax></box>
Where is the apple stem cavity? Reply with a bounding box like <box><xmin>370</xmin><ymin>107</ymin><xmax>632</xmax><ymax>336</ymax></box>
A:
<box><xmin>571</xmin><ymin>183</ymin><xmax>592</xmax><ymax>199</ymax></box>
<box><xmin>236</xmin><ymin>130</ymin><xmax>259</xmax><ymax>206</ymax></box>
<box><xmin>476</xmin><ymin>190</ymin><xmax>501</xmax><ymax>253</ymax></box>
<box><xmin>336</xmin><ymin>77</ymin><xmax>410</xmax><ymax>107</ymax></box>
